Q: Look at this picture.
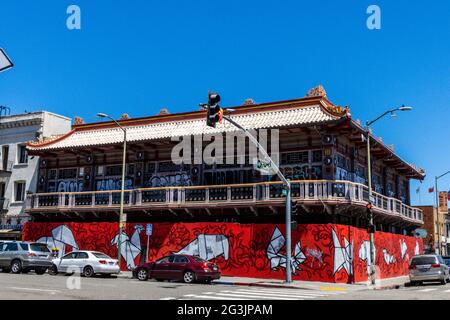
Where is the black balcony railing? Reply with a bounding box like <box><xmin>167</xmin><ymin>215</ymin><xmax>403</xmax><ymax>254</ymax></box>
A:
<box><xmin>25</xmin><ymin>180</ymin><xmax>423</xmax><ymax>223</ymax></box>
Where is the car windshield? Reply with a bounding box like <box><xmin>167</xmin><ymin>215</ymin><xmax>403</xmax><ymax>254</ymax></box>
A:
<box><xmin>30</xmin><ymin>243</ymin><xmax>50</xmax><ymax>252</ymax></box>
<box><xmin>92</xmin><ymin>252</ymin><xmax>111</xmax><ymax>259</ymax></box>
<box><xmin>411</xmin><ymin>256</ymin><xmax>437</xmax><ymax>266</ymax></box>
<box><xmin>192</xmin><ymin>256</ymin><xmax>207</xmax><ymax>263</ymax></box>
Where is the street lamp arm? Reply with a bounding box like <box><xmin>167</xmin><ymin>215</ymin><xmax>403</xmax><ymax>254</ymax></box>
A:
<box><xmin>437</xmin><ymin>171</ymin><xmax>450</xmax><ymax>180</ymax></box>
<box><xmin>366</xmin><ymin>108</ymin><xmax>399</xmax><ymax>127</ymax></box>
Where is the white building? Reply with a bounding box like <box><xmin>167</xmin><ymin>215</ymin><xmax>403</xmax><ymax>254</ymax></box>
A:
<box><xmin>0</xmin><ymin>111</ymin><xmax>71</xmax><ymax>238</ymax></box>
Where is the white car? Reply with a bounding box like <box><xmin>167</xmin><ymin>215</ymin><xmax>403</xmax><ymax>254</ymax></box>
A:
<box><xmin>49</xmin><ymin>251</ymin><xmax>120</xmax><ymax>277</ymax></box>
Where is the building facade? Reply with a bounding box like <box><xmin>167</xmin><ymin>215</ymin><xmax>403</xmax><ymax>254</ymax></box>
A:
<box><xmin>24</xmin><ymin>87</ymin><xmax>425</xmax><ymax>235</ymax></box>
<box><xmin>0</xmin><ymin>111</ymin><xmax>71</xmax><ymax>238</ymax></box>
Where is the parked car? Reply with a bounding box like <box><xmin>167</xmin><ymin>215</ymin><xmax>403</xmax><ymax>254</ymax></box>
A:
<box><xmin>133</xmin><ymin>254</ymin><xmax>221</xmax><ymax>283</ymax></box>
<box><xmin>409</xmin><ymin>254</ymin><xmax>450</xmax><ymax>285</ymax></box>
<box><xmin>0</xmin><ymin>241</ymin><xmax>52</xmax><ymax>274</ymax></box>
<box><xmin>49</xmin><ymin>251</ymin><xmax>120</xmax><ymax>277</ymax></box>
<box><xmin>442</xmin><ymin>256</ymin><xmax>450</xmax><ymax>267</ymax></box>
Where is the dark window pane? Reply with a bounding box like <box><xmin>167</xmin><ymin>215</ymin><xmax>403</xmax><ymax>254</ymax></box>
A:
<box><xmin>30</xmin><ymin>243</ymin><xmax>50</xmax><ymax>252</ymax></box>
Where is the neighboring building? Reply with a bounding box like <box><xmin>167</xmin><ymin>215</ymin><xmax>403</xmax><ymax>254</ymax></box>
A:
<box><xmin>0</xmin><ymin>111</ymin><xmax>71</xmax><ymax>239</ymax></box>
<box><xmin>416</xmin><ymin>205</ymin><xmax>438</xmax><ymax>253</ymax></box>
<box><xmin>25</xmin><ymin>87</ymin><xmax>425</xmax><ymax>235</ymax></box>
<box><xmin>417</xmin><ymin>193</ymin><xmax>449</xmax><ymax>255</ymax></box>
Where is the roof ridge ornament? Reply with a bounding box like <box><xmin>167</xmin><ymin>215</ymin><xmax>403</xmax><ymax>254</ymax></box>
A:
<box><xmin>74</xmin><ymin>116</ymin><xmax>84</xmax><ymax>125</ymax></box>
<box><xmin>306</xmin><ymin>85</ymin><xmax>327</xmax><ymax>98</ymax></box>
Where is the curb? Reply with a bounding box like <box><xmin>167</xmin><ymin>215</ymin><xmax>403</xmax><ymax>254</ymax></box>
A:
<box><xmin>212</xmin><ymin>281</ymin><xmax>313</xmax><ymax>290</ymax></box>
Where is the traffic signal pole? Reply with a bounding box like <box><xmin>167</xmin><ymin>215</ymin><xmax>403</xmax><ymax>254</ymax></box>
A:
<box><xmin>222</xmin><ymin>114</ymin><xmax>293</xmax><ymax>283</ymax></box>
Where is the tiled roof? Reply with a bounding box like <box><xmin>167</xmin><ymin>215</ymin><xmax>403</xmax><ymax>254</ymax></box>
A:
<box><xmin>28</xmin><ymin>102</ymin><xmax>342</xmax><ymax>151</ymax></box>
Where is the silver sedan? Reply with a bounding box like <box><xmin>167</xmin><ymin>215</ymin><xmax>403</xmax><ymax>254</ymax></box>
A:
<box><xmin>409</xmin><ymin>254</ymin><xmax>450</xmax><ymax>285</ymax></box>
<box><xmin>49</xmin><ymin>251</ymin><xmax>120</xmax><ymax>277</ymax></box>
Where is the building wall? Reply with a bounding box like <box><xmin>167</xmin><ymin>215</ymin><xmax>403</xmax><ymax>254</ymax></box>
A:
<box><xmin>0</xmin><ymin>112</ymin><xmax>71</xmax><ymax>224</ymax></box>
<box><xmin>22</xmin><ymin>221</ymin><xmax>423</xmax><ymax>283</ymax></box>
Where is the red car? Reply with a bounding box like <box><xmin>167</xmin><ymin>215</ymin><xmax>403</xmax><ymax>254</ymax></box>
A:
<box><xmin>133</xmin><ymin>254</ymin><xmax>221</xmax><ymax>283</ymax></box>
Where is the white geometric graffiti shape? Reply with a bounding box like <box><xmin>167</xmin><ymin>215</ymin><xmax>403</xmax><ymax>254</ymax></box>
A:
<box><xmin>111</xmin><ymin>225</ymin><xmax>143</xmax><ymax>270</ymax></box>
<box><xmin>382</xmin><ymin>248</ymin><xmax>396</xmax><ymax>265</ymax></box>
<box><xmin>266</xmin><ymin>227</ymin><xmax>306</xmax><ymax>274</ymax></box>
<box><xmin>176</xmin><ymin>234</ymin><xmax>229</xmax><ymax>261</ymax></box>
<box><xmin>358</xmin><ymin>240</ymin><xmax>376</xmax><ymax>277</ymax></box>
<box><xmin>332</xmin><ymin>229</ymin><xmax>353</xmax><ymax>276</ymax></box>
<box><xmin>267</xmin><ymin>227</ymin><xmax>286</xmax><ymax>269</ymax></box>
<box><xmin>400</xmin><ymin>239</ymin><xmax>408</xmax><ymax>261</ymax></box>
<box><xmin>414</xmin><ymin>241</ymin><xmax>420</xmax><ymax>256</ymax></box>
<box><xmin>36</xmin><ymin>225</ymin><xmax>79</xmax><ymax>258</ymax></box>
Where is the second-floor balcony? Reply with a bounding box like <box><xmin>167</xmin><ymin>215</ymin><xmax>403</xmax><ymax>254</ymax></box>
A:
<box><xmin>25</xmin><ymin>180</ymin><xmax>423</xmax><ymax>225</ymax></box>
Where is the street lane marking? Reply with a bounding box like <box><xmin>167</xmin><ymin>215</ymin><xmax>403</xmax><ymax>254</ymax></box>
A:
<box><xmin>183</xmin><ymin>294</ymin><xmax>250</xmax><ymax>300</ymax></box>
<box><xmin>8</xmin><ymin>287</ymin><xmax>61</xmax><ymax>294</ymax></box>
<box><xmin>242</xmin><ymin>288</ymin><xmax>332</xmax><ymax>296</ymax></box>
<box><xmin>229</xmin><ymin>289</ymin><xmax>323</xmax><ymax>299</ymax></box>
<box><xmin>160</xmin><ymin>297</ymin><xmax>176</xmax><ymax>300</ymax></box>
<box><xmin>210</xmin><ymin>292</ymin><xmax>302</xmax><ymax>300</ymax></box>
<box><xmin>444</xmin><ymin>289</ymin><xmax>450</xmax><ymax>293</ymax></box>
<box><xmin>417</xmin><ymin>288</ymin><xmax>438</xmax><ymax>292</ymax></box>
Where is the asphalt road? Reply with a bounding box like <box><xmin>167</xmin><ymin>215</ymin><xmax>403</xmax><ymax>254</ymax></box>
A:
<box><xmin>1</xmin><ymin>272</ymin><xmax>450</xmax><ymax>300</ymax></box>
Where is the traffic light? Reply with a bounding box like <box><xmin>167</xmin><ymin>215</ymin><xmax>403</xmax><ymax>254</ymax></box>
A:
<box><xmin>206</xmin><ymin>92</ymin><xmax>222</xmax><ymax>128</ymax></box>
<box><xmin>366</xmin><ymin>202</ymin><xmax>375</xmax><ymax>233</ymax></box>
<box><xmin>291</xmin><ymin>200</ymin><xmax>298</xmax><ymax>229</ymax></box>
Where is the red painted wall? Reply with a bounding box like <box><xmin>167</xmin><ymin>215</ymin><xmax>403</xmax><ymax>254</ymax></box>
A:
<box><xmin>22</xmin><ymin>222</ymin><xmax>422</xmax><ymax>283</ymax></box>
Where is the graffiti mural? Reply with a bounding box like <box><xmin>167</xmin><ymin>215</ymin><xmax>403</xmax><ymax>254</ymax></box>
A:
<box><xmin>111</xmin><ymin>225</ymin><xmax>143</xmax><ymax>270</ymax></box>
<box><xmin>332</xmin><ymin>228</ymin><xmax>353</xmax><ymax>276</ymax></box>
<box><xmin>56</xmin><ymin>180</ymin><xmax>84</xmax><ymax>193</ymax></box>
<box><xmin>176</xmin><ymin>234</ymin><xmax>229</xmax><ymax>261</ymax></box>
<box><xmin>96</xmin><ymin>179</ymin><xmax>133</xmax><ymax>191</ymax></box>
<box><xmin>22</xmin><ymin>222</ymin><xmax>423</xmax><ymax>283</ymax></box>
<box><xmin>145</xmin><ymin>173</ymin><xmax>192</xmax><ymax>187</ymax></box>
<box><xmin>36</xmin><ymin>225</ymin><xmax>79</xmax><ymax>258</ymax></box>
<box><xmin>266</xmin><ymin>227</ymin><xmax>306</xmax><ymax>274</ymax></box>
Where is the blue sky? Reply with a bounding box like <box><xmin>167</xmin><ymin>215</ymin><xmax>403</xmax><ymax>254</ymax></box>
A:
<box><xmin>0</xmin><ymin>0</ymin><xmax>449</xmax><ymax>205</ymax></box>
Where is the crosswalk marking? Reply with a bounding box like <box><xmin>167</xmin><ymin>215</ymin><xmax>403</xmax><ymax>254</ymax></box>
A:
<box><xmin>183</xmin><ymin>294</ymin><xmax>251</xmax><ymax>300</ymax></box>
<box><xmin>205</xmin><ymin>292</ymin><xmax>301</xmax><ymax>300</ymax></box>
<box><xmin>161</xmin><ymin>287</ymin><xmax>346</xmax><ymax>300</ymax></box>
<box><xmin>417</xmin><ymin>288</ymin><xmax>437</xmax><ymax>292</ymax></box>
<box><xmin>226</xmin><ymin>289</ymin><xmax>323</xmax><ymax>299</ymax></box>
<box><xmin>240</xmin><ymin>288</ymin><xmax>330</xmax><ymax>296</ymax></box>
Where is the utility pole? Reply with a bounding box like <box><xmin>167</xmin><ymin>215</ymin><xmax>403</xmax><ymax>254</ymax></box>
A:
<box><xmin>435</xmin><ymin>171</ymin><xmax>450</xmax><ymax>255</ymax></box>
<box><xmin>202</xmin><ymin>92</ymin><xmax>293</xmax><ymax>283</ymax></box>
<box><xmin>97</xmin><ymin>113</ymin><xmax>127</xmax><ymax>271</ymax></box>
<box><xmin>365</xmin><ymin>105</ymin><xmax>412</xmax><ymax>285</ymax></box>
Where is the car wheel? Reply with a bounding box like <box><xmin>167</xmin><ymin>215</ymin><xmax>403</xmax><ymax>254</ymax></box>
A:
<box><xmin>183</xmin><ymin>271</ymin><xmax>196</xmax><ymax>284</ymax></box>
<box><xmin>10</xmin><ymin>260</ymin><xmax>22</xmax><ymax>274</ymax></box>
<box><xmin>35</xmin><ymin>268</ymin><xmax>47</xmax><ymax>275</ymax></box>
<box><xmin>137</xmin><ymin>269</ymin><xmax>148</xmax><ymax>281</ymax></box>
<box><xmin>441</xmin><ymin>279</ymin><xmax>447</xmax><ymax>285</ymax></box>
<box><xmin>83</xmin><ymin>266</ymin><xmax>94</xmax><ymax>278</ymax></box>
<box><xmin>49</xmin><ymin>265</ymin><xmax>58</xmax><ymax>276</ymax></box>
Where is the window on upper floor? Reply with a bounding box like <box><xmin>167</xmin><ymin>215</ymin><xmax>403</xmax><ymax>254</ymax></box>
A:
<box><xmin>14</xmin><ymin>181</ymin><xmax>26</xmax><ymax>202</ymax></box>
<box><xmin>17</xmin><ymin>145</ymin><xmax>28</xmax><ymax>164</ymax></box>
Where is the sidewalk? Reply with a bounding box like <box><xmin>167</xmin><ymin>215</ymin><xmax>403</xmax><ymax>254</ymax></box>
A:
<box><xmin>117</xmin><ymin>271</ymin><xmax>409</xmax><ymax>291</ymax></box>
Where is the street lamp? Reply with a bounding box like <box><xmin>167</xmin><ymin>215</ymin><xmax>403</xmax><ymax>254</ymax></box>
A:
<box><xmin>365</xmin><ymin>105</ymin><xmax>412</xmax><ymax>285</ymax></box>
<box><xmin>97</xmin><ymin>113</ymin><xmax>127</xmax><ymax>271</ymax></box>
<box><xmin>435</xmin><ymin>171</ymin><xmax>450</xmax><ymax>255</ymax></box>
